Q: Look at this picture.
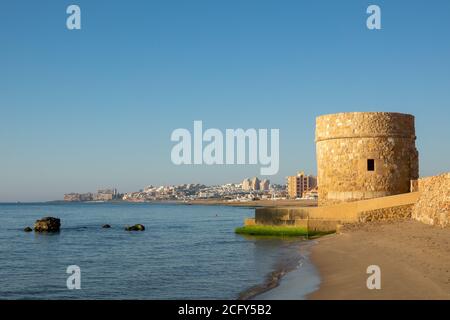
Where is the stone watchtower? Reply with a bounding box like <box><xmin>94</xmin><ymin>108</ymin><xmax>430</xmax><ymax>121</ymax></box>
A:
<box><xmin>315</xmin><ymin>112</ymin><xmax>419</xmax><ymax>206</ymax></box>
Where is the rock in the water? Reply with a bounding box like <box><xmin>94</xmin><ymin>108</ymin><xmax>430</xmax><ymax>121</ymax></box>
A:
<box><xmin>125</xmin><ymin>224</ymin><xmax>145</xmax><ymax>231</ymax></box>
<box><xmin>34</xmin><ymin>217</ymin><xmax>61</xmax><ymax>232</ymax></box>
<box><xmin>102</xmin><ymin>224</ymin><xmax>111</xmax><ymax>229</ymax></box>
<box><xmin>24</xmin><ymin>227</ymin><xmax>33</xmax><ymax>232</ymax></box>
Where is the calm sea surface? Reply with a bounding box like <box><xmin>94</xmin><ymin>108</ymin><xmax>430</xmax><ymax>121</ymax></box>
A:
<box><xmin>0</xmin><ymin>202</ymin><xmax>315</xmax><ymax>300</ymax></box>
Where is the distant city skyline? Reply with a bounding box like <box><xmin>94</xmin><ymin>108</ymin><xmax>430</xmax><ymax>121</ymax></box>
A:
<box><xmin>1</xmin><ymin>0</ymin><xmax>450</xmax><ymax>201</ymax></box>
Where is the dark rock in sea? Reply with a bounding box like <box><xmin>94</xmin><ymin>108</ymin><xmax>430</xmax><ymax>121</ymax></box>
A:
<box><xmin>102</xmin><ymin>224</ymin><xmax>111</xmax><ymax>229</ymax></box>
<box><xmin>34</xmin><ymin>217</ymin><xmax>61</xmax><ymax>232</ymax></box>
<box><xmin>24</xmin><ymin>227</ymin><xmax>32</xmax><ymax>232</ymax></box>
<box><xmin>125</xmin><ymin>224</ymin><xmax>145</xmax><ymax>231</ymax></box>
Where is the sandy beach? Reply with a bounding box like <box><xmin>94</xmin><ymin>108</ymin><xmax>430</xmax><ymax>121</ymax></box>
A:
<box><xmin>308</xmin><ymin>220</ymin><xmax>450</xmax><ymax>300</ymax></box>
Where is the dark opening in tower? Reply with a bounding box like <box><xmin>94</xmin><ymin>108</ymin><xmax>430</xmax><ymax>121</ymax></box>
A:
<box><xmin>367</xmin><ymin>159</ymin><xmax>375</xmax><ymax>171</ymax></box>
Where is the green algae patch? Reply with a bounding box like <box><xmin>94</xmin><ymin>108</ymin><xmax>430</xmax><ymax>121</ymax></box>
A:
<box><xmin>235</xmin><ymin>225</ymin><xmax>329</xmax><ymax>237</ymax></box>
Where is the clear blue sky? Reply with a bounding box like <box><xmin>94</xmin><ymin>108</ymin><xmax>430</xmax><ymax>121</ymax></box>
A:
<box><xmin>1</xmin><ymin>0</ymin><xmax>450</xmax><ymax>201</ymax></box>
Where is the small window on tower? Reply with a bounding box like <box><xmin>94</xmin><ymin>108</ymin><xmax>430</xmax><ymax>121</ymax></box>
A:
<box><xmin>367</xmin><ymin>159</ymin><xmax>375</xmax><ymax>171</ymax></box>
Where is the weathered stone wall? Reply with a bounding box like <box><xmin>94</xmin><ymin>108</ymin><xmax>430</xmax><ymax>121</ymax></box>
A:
<box><xmin>252</xmin><ymin>192</ymin><xmax>420</xmax><ymax>229</ymax></box>
<box><xmin>412</xmin><ymin>173</ymin><xmax>450</xmax><ymax>227</ymax></box>
<box><xmin>255</xmin><ymin>207</ymin><xmax>309</xmax><ymax>225</ymax></box>
<box><xmin>359</xmin><ymin>204</ymin><xmax>413</xmax><ymax>223</ymax></box>
<box><xmin>316</xmin><ymin>112</ymin><xmax>418</xmax><ymax>206</ymax></box>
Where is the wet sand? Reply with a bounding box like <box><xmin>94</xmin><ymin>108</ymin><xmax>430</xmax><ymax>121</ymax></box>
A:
<box><xmin>251</xmin><ymin>241</ymin><xmax>320</xmax><ymax>300</ymax></box>
<box><xmin>308</xmin><ymin>220</ymin><xmax>450</xmax><ymax>300</ymax></box>
<box><xmin>240</xmin><ymin>239</ymin><xmax>314</xmax><ymax>300</ymax></box>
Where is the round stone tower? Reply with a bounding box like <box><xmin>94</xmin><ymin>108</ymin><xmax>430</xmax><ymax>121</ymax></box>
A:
<box><xmin>315</xmin><ymin>112</ymin><xmax>419</xmax><ymax>206</ymax></box>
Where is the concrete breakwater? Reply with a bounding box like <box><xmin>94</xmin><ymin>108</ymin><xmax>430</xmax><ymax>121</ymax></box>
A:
<box><xmin>246</xmin><ymin>192</ymin><xmax>421</xmax><ymax>232</ymax></box>
<box><xmin>245</xmin><ymin>172</ymin><xmax>450</xmax><ymax>233</ymax></box>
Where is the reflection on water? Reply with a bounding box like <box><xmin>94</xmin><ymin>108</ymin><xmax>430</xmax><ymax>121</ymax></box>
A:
<box><xmin>0</xmin><ymin>202</ymin><xmax>314</xmax><ymax>300</ymax></box>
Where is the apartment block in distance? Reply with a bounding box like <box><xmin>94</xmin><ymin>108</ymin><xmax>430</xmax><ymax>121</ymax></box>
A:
<box><xmin>287</xmin><ymin>171</ymin><xmax>317</xmax><ymax>199</ymax></box>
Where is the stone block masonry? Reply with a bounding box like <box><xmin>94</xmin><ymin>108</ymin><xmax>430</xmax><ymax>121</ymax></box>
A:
<box><xmin>412</xmin><ymin>173</ymin><xmax>450</xmax><ymax>227</ymax></box>
<box><xmin>241</xmin><ymin>110</ymin><xmax>450</xmax><ymax>232</ymax></box>
<box><xmin>359</xmin><ymin>204</ymin><xmax>413</xmax><ymax>223</ymax></box>
<box><xmin>248</xmin><ymin>173</ymin><xmax>450</xmax><ymax>231</ymax></box>
<box><xmin>316</xmin><ymin>112</ymin><xmax>419</xmax><ymax>206</ymax></box>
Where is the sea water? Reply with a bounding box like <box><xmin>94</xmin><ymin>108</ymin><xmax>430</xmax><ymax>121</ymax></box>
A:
<box><xmin>0</xmin><ymin>202</ymin><xmax>318</xmax><ymax>299</ymax></box>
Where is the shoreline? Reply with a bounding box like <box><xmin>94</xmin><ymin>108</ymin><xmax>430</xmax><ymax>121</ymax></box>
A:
<box><xmin>247</xmin><ymin>240</ymin><xmax>320</xmax><ymax>300</ymax></box>
<box><xmin>184</xmin><ymin>199</ymin><xmax>317</xmax><ymax>208</ymax></box>
<box><xmin>307</xmin><ymin>220</ymin><xmax>450</xmax><ymax>300</ymax></box>
<box><xmin>31</xmin><ymin>199</ymin><xmax>317</xmax><ymax>209</ymax></box>
<box><xmin>239</xmin><ymin>239</ymin><xmax>318</xmax><ymax>300</ymax></box>
<box><xmin>249</xmin><ymin>220</ymin><xmax>450</xmax><ymax>300</ymax></box>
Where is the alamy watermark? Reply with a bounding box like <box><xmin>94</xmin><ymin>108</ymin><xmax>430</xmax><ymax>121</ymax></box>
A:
<box><xmin>170</xmin><ymin>121</ymin><xmax>279</xmax><ymax>175</ymax></box>
<box><xmin>66</xmin><ymin>265</ymin><xmax>81</xmax><ymax>290</ymax></box>
<box><xmin>65</xmin><ymin>4</ymin><xmax>381</xmax><ymax>31</ymax></box>
<box><xmin>367</xmin><ymin>5</ymin><xmax>381</xmax><ymax>30</ymax></box>
<box><xmin>66</xmin><ymin>5</ymin><xmax>81</xmax><ymax>30</ymax></box>
<box><xmin>366</xmin><ymin>265</ymin><xmax>381</xmax><ymax>290</ymax></box>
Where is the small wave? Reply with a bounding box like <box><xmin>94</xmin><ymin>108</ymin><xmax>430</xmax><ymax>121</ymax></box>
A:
<box><xmin>238</xmin><ymin>240</ymin><xmax>315</xmax><ymax>300</ymax></box>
